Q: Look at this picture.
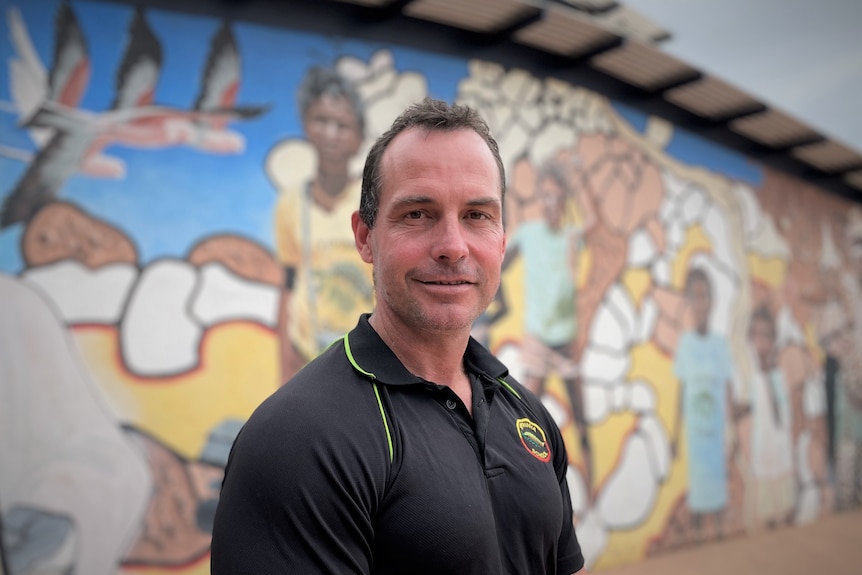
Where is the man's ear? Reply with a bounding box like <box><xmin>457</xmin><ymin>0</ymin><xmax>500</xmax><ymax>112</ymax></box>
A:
<box><xmin>352</xmin><ymin>211</ymin><xmax>374</xmax><ymax>264</ymax></box>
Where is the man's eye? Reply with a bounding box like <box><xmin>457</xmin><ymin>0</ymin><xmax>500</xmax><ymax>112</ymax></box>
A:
<box><xmin>406</xmin><ymin>211</ymin><xmax>423</xmax><ymax>219</ymax></box>
<box><xmin>468</xmin><ymin>211</ymin><xmax>489</xmax><ymax>220</ymax></box>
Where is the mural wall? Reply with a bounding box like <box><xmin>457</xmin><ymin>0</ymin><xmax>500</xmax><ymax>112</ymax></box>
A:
<box><xmin>2</xmin><ymin>1</ymin><xmax>862</xmax><ymax>573</ymax></box>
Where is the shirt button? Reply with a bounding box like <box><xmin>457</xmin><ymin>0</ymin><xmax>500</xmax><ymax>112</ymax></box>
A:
<box><xmin>446</xmin><ymin>399</ymin><xmax>457</xmax><ymax>410</ymax></box>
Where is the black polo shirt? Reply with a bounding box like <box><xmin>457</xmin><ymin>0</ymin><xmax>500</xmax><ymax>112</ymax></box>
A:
<box><xmin>211</xmin><ymin>314</ymin><xmax>583</xmax><ymax>574</ymax></box>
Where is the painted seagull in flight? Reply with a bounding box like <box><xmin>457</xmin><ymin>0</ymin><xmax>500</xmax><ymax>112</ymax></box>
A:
<box><xmin>1</xmin><ymin>2</ymin><xmax>268</xmax><ymax>228</ymax></box>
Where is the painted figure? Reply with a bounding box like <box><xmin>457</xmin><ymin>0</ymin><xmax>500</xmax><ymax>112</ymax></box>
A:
<box><xmin>747</xmin><ymin>305</ymin><xmax>796</xmax><ymax>528</ymax></box>
<box><xmin>673</xmin><ymin>267</ymin><xmax>741</xmax><ymax>539</ymax></box>
<box><xmin>492</xmin><ymin>156</ymin><xmax>596</xmax><ymax>494</ymax></box>
<box><xmin>273</xmin><ymin>66</ymin><xmax>373</xmax><ymax>377</ymax></box>
<box><xmin>832</xmin><ymin>208</ymin><xmax>862</xmax><ymax>508</ymax></box>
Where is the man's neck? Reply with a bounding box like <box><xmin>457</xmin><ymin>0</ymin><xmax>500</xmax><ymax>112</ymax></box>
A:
<box><xmin>369</xmin><ymin>313</ymin><xmax>472</xmax><ymax>399</ymax></box>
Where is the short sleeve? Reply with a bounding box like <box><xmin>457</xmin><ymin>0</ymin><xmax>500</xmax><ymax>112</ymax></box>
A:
<box><xmin>273</xmin><ymin>187</ymin><xmax>303</xmax><ymax>268</ymax></box>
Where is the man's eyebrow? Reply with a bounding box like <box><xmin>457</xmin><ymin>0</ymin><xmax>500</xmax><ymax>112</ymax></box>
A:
<box><xmin>466</xmin><ymin>196</ymin><xmax>502</xmax><ymax>208</ymax></box>
<box><xmin>389</xmin><ymin>195</ymin><xmax>502</xmax><ymax>210</ymax></box>
<box><xmin>391</xmin><ymin>195</ymin><xmax>434</xmax><ymax>209</ymax></box>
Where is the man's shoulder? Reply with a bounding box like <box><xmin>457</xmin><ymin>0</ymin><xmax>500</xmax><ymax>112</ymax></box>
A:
<box><xmin>247</xmin><ymin>340</ymin><xmax>374</xmax><ymax>430</ymax></box>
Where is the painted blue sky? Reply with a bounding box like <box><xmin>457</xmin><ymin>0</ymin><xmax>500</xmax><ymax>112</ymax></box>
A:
<box><xmin>0</xmin><ymin>0</ymin><xmax>466</xmax><ymax>273</ymax></box>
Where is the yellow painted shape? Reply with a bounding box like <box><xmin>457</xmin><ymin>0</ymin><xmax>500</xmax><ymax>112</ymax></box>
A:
<box><xmin>577</xmin><ymin>245</ymin><xmax>592</xmax><ymax>289</ymax></box>
<box><xmin>589</xmin><ymin>341</ymin><xmax>689</xmax><ymax>569</ymax></box>
<box><xmin>593</xmin><ymin>439</ymin><xmax>688</xmax><ymax>570</ymax></box>
<box><xmin>747</xmin><ymin>253</ymin><xmax>787</xmax><ymax>288</ymax></box>
<box><xmin>590</xmin><ymin>410</ymin><xmax>638</xmax><ymax>496</ymax></box>
<box><xmin>806</xmin><ymin>322</ymin><xmax>825</xmax><ymax>365</ymax></box>
<box><xmin>671</xmin><ymin>225</ymin><xmax>712</xmax><ymax>289</ymax></box>
<box><xmin>489</xmin><ymin>257</ymin><xmax>525</xmax><ymax>350</ymax></box>
<box><xmin>627</xmin><ymin>342</ymin><xmax>678</xmax><ymax>434</ymax></box>
<box><xmin>74</xmin><ymin>322</ymin><xmax>281</xmax><ymax>459</ymax></box>
<box><xmin>119</xmin><ymin>555</ymin><xmax>211</xmax><ymax>575</ymax></box>
<box><xmin>622</xmin><ymin>267</ymin><xmax>652</xmax><ymax>308</ymax></box>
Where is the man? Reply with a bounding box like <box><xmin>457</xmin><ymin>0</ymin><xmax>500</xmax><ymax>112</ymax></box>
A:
<box><xmin>273</xmin><ymin>66</ymin><xmax>374</xmax><ymax>377</ymax></box>
<box><xmin>491</xmin><ymin>157</ymin><xmax>595</xmax><ymax>497</ymax></box>
<box><xmin>212</xmin><ymin>98</ymin><xmax>585</xmax><ymax>574</ymax></box>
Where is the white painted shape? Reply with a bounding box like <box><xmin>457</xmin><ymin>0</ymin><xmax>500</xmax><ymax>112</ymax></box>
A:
<box><xmin>567</xmin><ymin>465</ymin><xmax>588</xmax><ymax>516</ymax></box>
<box><xmin>22</xmin><ymin>261</ymin><xmax>138</xmax><ymax>324</ymax></box>
<box><xmin>667</xmin><ymin>219</ymin><xmax>685</xmax><ymax>251</ymax></box>
<box><xmin>628</xmin><ymin>227</ymin><xmax>657</xmax><ymax>267</ymax></box>
<box><xmin>794</xmin><ymin>485</ymin><xmax>820</xmax><ymax>525</ymax></box>
<box><xmin>803</xmin><ymin>374</ymin><xmax>827</xmax><ymax>418</ymax></box>
<box><xmin>749</xmin><ymin>215</ymin><xmax>791</xmax><ymax>260</ymax></box>
<box><xmin>497</xmin><ymin>342</ymin><xmax>526</xmax><ymax>384</ymax></box>
<box><xmin>732</xmin><ymin>182</ymin><xmax>762</xmax><ymax>244</ymax></box>
<box><xmin>651</xmin><ymin>256</ymin><xmax>672</xmax><ymax>287</ymax></box>
<box><xmin>576</xmin><ymin>509</ymin><xmax>608</xmax><ymax>571</ymax></box>
<box><xmin>776</xmin><ymin>305</ymin><xmax>806</xmax><ymax>348</ymax></box>
<box><xmin>607</xmin><ymin>284</ymin><xmax>636</xmax><ymax>342</ymax></box>
<box><xmin>529</xmin><ymin>121</ymin><xmax>575</xmax><ymax>167</ymax></box>
<box><xmin>191</xmin><ymin>263</ymin><xmax>280</xmax><ymax>328</ymax></box>
<box><xmin>820</xmin><ymin>220</ymin><xmax>842</xmax><ymax>269</ymax></box>
<box><xmin>681</xmin><ymin>187</ymin><xmax>706</xmax><ymax>225</ymax></box>
<box><xmin>497</xmin><ymin>121</ymin><xmax>531</xmax><ymax>179</ymax></box>
<box><xmin>597</xmin><ymin>433</ymin><xmax>657</xmax><ymax>529</ymax></box>
<box><xmin>702</xmin><ymin>205</ymin><xmax>738</xmax><ymax>278</ymax></box>
<box><xmin>611</xmin><ymin>382</ymin><xmax>630</xmax><ymax>412</ymax></box>
<box><xmin>639</xmin><ymin>413</ymin><xmax>671</xmax><ymax>480</ymax></box>
<box><xmin>796</xmin><ymin>429</ymin><xmax>814</xmax><ymax>486</ymax></box>
<box><xmin>519</xmin><ymin>102</ymin><xmax>543</xmax><ymax>132</ymax></box>
<box><xmin>121</xmin><ymin>260</ymin><xmax>201</xmax><ymax>376</ymax></box>
<box><xmin>584</xmin><ymin>381</ymin><xmax>610</xmax><ymax>425</ymax></box>
<box><xmin>629</xmin><ymin>380</ymin><xmax>657</xmax><ymax>413</ymax></box>
<box><xmin>589</xmin><ymin>302</ymin><xmax>626</xmax><ymax>353</ymax></box>
<box><xmin>542</xmin><ymin>394</ymin><xmax>570</xmax><ymax>431</ymax></box>
<box><xmin>0</xmin><ymin>275</ymin><xmax>151</xmax><ymax>575</ymax></box>
<box><xmin>660</xmin><ymin>169</ymin><xmax>687</xmax><ymax>207</ymax></box>
<box><xmin>636</xmin><ymin>296</ymin><xmax>659</xmax><ymax>344</ymax></box>
<box><xmin>581</xmin><ymin>345</ymin><xmax>630</xmax><ymax>383</ymax></box>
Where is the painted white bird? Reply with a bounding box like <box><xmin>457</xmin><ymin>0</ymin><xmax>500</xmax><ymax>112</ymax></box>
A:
<box><xmin>1</xmin><ymin>2</ymin><xmax>268</xmax><ymax>228</ymax></box>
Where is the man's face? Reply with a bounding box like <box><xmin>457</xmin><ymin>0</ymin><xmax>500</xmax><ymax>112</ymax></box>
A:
<box><xmin>352</xmin><ymin>127</ymin><xmax>506</xmax><ymax>337</ymax></box>
<box><xmin>303</xmin><ymin>93</ymin><xmax>362</xmax><ymax>170</ymax></box>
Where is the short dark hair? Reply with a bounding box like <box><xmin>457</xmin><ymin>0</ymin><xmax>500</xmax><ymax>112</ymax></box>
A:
<box><xmin>358</xmin><ymin>97</ymin><xmax>504</xmax><ymax>228</ymax></box>
<box><xmin>297</xmin><ymin>66</ymin><xmax>365</xmax><ymax>135</ymax></box>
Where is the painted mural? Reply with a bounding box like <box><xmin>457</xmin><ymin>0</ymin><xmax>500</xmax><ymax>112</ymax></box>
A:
<box><xmin>1</xmin><ymin>1</ymin><xmax>861</xmax><ymax>573</ymax></box>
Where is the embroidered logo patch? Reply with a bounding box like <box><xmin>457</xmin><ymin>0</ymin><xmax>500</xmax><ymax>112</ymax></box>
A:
<box><xmin>516</xmin><ymin>418</ymin><xmax>551</xmax><ymax>462</ymax></box>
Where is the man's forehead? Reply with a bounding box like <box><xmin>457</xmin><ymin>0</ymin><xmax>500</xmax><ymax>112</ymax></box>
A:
<box><xmin>379</xmin><ymin>128</ymin><xmax>502</xmax><ymax>192</ymax></box>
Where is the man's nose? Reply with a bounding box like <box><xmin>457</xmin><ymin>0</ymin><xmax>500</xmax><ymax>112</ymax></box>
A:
<box><xmin>432</xmin><ymin>216</ymin><xmax>468</xmax><ymax>262</ymax></box>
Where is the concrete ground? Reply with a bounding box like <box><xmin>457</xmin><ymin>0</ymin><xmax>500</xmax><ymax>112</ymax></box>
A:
<box><xmin>597</xmin><ymin>508</ymin><xmax>862</xmax><ymax>575</ymax></box>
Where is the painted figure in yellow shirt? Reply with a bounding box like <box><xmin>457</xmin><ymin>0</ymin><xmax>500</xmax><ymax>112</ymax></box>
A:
<box><xmin>273</xmin><ymin>67</ymin><xmax>373</xmax><ymax>377</ymax></box>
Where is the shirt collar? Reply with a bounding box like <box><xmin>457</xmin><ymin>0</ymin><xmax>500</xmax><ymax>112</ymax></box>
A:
<box><xmin>344</xmin><ymin>314</ymin><xmax>510</xmax><ymax>386</ymax></box>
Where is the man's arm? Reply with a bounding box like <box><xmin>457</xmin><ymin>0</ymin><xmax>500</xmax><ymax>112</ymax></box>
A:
<box><xmin>211</xmin><ymin>389</ymin><xmax>384</xmax><ymax>574</ymax></box>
